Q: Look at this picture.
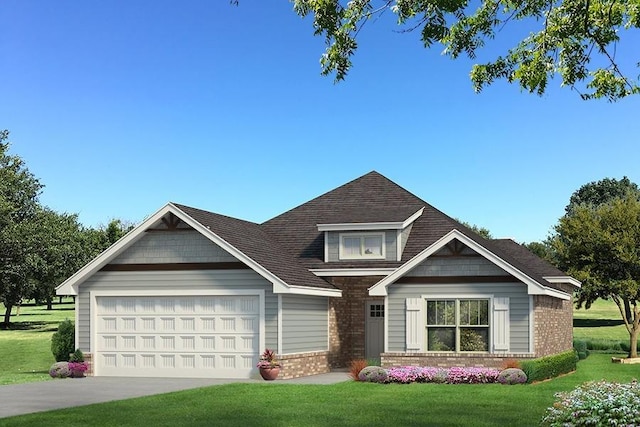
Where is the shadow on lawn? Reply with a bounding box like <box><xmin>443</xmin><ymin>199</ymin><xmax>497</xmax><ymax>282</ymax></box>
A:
<box><xmin>573</xmin><ymin>319</ymin><xmax>624</xmax><ymax>327</ymax></box>
<box><xmin>0</xmin><ymin>321</ymin><xmax>59</xmax><ymax>332</ymax></box>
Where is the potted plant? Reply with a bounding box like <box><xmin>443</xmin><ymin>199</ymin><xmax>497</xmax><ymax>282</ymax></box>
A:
<box><xmin>257</xmin><ymin>348</ymin><xmax>281</xmax><ymax>380</ymax></box>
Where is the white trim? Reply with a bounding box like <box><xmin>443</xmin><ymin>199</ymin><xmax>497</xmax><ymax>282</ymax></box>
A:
<box><xmin>317</xmin><ymin>207</ymin><xmax>424</xmax><ymax>231</ymax></box>
<box><xmin>310</xmin><ymin>268</ymin><xmax>396</xmax><ymax>277</ymax></box>
<box><xmin>529</xmin><ymin>296</ymin><xmax>535</xmax><ymax>354</ymax></box>
<box><xmin>339</xmin><ymin>232</ymin><xmax>386</xmax><ymax>260</ymax></box>
<box><xmin>368</xmin><ymin>229</ymin><xmax>572</xmax><ymax>301</ymax></box>
<box><xmin>324</xmin><ymin>231</ymin><xmax>329</xmax><ymax>263</ymax></box>
<box><xmin>74</xmin><ymin>296</ymin><xmax>80</xmax><ymax>353</ymax></box>
<box><xmin>396</xmin><ymin>230</ymin><xmax>402</xmax><ymax>262</ymax></box>
<box><xmin>383</xmin><ymin>296</ymin><xmax>389</xmax><ymax>353</ymax></box>
<box><xmin>277</xmin><ymin>294</ymin><xmax>283</xmax><ymax>354</ymax></box>
<box><xmin>543</xmin><ymin>276</ymin><xmax>582</xmax><ymax>288</ymax></box>
<box><xmin>56</xmin><ymin>203</ymin><xmax>342</xmax><ymax>299</ymax></box>
<box><xmin>282</xmin><ymin>284</ymin><xmax>342</xmax><ymax>297</ymax></box>
<box><xmin>326</xmin><ymin>297</ymin><xmax>330</xmax><ymax>352</ymax></box>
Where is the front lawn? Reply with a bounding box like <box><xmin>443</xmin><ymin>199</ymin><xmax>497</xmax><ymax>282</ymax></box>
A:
<box><xmin>573</xmin><ymin>299</ymin><xmax>628</xmax><ymax>343</ymax></box>
<box><xmin>1</xmin><ymin>354</ymin><xmax>637</xmax><ymax>427</ymax></box>
<box><xmin>0</xmin><ymin>300</ymin><xmax>75</xmax><ymax>385</ymax></box>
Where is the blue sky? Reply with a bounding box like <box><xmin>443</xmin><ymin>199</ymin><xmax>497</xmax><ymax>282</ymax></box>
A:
<box><xmin>1</xmin><ymin>1</ymin><xmax>638</xmax><ymax>244</ymax></box>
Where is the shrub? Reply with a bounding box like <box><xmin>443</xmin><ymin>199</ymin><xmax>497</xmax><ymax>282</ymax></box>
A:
<box><xmin>573</xmin><ymin>340</ymin><xmax>589</xmax><ymax>360</ymax></box>
<box><xmin>49</xmin><ymin>362</ymin><xmax>71</xmax><ymax>378</ymax></box>
<box><xmin>69</xmin><ymin>348</ymin><xmax>84</xmax><ymax>363</ymax></box>
<box><xmin>349</xmin><ymin>359</ymin><xmax>369</xmax><ymax>381</ymax></box>
<box><xmin>497</xmin><ymin>368</ymin><xmax>527</xmax><ymax>385</ymax></box>
<box><xmin>358</xmin><ymin>366</ymin><xmax>388</xmax><ymax>383</ymax></box>
<box><xmin>520</xmin><ymin>350</ymin><xmax>577</xmax><ymax>383</ymax></box>
<box><xmin>541</xmin><ymin>380</ymin><xmax>640</xmax><ymax>426</ymax></box>
<box><xmin>499</xmin><ymin>358</ymin><xmax>521</xmax><ymax>370</ymax></box>
<box><xmin>68</xmin><ymin>361</ymin><xmax>89</xmax><ymax>377</ymax></box>
<box><xmin>51</xmin><ymin>319</ymin><xmax>75</xmax><ymax>362</ymax></box>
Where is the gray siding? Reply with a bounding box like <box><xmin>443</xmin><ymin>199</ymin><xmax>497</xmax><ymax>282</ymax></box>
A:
<box><xmin>406</xmin><ymin>256</ymin><xmax>509</xmax><ymax>277</ymax></box>
<box><xmin>326</xmin><ymin>231</ymin><xmax>397</xmax><ymax>262</ymax></box>
<box><xmin>77</xmin><ymin>270</ymin><xmax>277</xmax><ymax>351</ymax></box>
<box><xmin>281</xmin><ymin>294</ymin><xmax>328</xmax><ymax>354</ymax></box>
<box><xmin>387</xmin><ymin>282</ymin><xmax>530</xmax><ymax>353</ymax></box>
<box><xmin>111</xmin><ymin>230</ymin><xmax>238</xmax><ymax>264</ymax></box>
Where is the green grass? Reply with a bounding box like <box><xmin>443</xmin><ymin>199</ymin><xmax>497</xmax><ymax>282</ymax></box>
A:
<box><xmin>573</xmin><ymin>299</ymin><xmax>629</xmax><ymax>343</ymax></box>
<box><xmin>0</xmin><ymin>300</ymin><xmax>75</xmax><ymax>385</ymax></box>
<box><xmin>1</xmin><ymin>354</ymin><xmax>637</xmax><ymax>427</ymax></box>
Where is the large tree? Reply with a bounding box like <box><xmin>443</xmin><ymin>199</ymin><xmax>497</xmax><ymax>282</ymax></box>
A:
<box><xmin>565</xmin><ymin>176</ymin><xmax>640</xmax><ymax>216</ymax></box>
<box><xmin>0</xmin><ymin>131</ymin><xmax>43</xmax><ymax>326</ymax></box>
<box><xmin>554</xmin><ymin>194</ymin><xmax>640</xmax><ymax>358</ymax></box>
<box><xmin>289</xmin><ymin>0</ymin><xmax>640</xmax><ymax>101</ymax></box>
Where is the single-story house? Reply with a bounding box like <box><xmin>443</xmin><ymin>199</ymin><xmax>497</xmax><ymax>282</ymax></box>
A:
<box><xmin>57</xmin><ymin>171</ymin><xmax>580</xmax><ymax>379</ymax></box>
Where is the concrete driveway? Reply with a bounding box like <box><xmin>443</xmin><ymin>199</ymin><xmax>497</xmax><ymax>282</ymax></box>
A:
<box><xmin>0</xmin><ymin>372</ymin><xmax>349</xmax><ymax>419</ymax></box>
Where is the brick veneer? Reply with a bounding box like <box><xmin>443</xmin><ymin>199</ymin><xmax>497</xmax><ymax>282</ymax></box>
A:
<box><xmin>534</xmin><ymin>294</ymin><xmax>574</xmax><ymax>356</ymax></box>
<box><xmin>381</xmin><ymin>352</ymin><xmax>535</xmax><ymax>369</ymax></box>
<box><xmin>83</xmin><ymin>352</ymin><xmax>94</xmax><ymax>376</ymax></box>
<box><xmin>325</xmin><ymin>276</ymin><xmax>384</xmax><ymax>368</ymax></box>
<box><xmin>277</xmin><ymin>351</ymin><xmax>330</xmax><ymax>379</ymax></box>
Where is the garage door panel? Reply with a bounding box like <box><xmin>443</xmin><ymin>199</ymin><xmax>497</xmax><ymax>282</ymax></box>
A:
<box><xmin>95</xmin><ymin>295</ymin><xmax>260</xmax><ymax>378</ymax></box>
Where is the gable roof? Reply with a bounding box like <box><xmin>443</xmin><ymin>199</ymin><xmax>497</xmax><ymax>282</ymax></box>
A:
<box><xmin>56</xmin><ymin>203</ymin><xmax>340</xmax><ymax>297</ymax></box>
<box><xmin>57</xmin><ymin>171</ymin><xmax>577</xmax><ymax>300</ymax></box>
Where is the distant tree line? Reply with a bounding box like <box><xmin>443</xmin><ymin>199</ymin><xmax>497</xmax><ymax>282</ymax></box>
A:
<box><xmin>0</xmin><ymin>130</ymin><xmax>133</xmax><ymax>327</ymax></box>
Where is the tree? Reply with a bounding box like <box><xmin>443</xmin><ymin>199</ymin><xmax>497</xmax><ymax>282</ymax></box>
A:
<box><xmin>29</xmin><ymin>208</ymin><xmax>91</xmax><ymax>310</ymax></box>
<box><xmin>525</xmin><ymin>240</ymin><xmax>556</xmax><ymax>264</ymax></box>
<box><xmin>554</xmin><ymin>194</ymin><xmax>640</xmax><ymax>358</ymax></box>
<box><xmin>456</xmin><ymin>219</ymin><xmax>492</xmax><ymax>239</ymax></box>
<box><xmin>0</xmin><ymin>131</ymin><xmax>43</xmax><ymax>326</ymax></box>
<box><xmin>289</xmin><ymin>0</ymin><xmax>640</xmax><ymax>101</ymax></box>
<box><xmin>565</xmin><ymin>176</ymin><xmax>640</xmax><ymax>216</ymax></box>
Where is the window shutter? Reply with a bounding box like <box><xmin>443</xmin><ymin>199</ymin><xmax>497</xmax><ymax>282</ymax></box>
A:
<box><xmin>406</xmin><ymin>298</ymin><xmax>424</xmax><ymax>352</ymax></box>
<box><xmin>493</xmin><ymin>297</ymin><xmax>510</xmax><ymax>352</ymax></box>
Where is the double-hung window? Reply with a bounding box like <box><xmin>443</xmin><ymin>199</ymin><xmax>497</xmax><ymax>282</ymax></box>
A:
<box><xmin>339</xmin><ymin>233</ymin><xmax>385</xmax><ymax>260</ymax></box>
<box><xmin>426</xmin><ymin>299</ymin><xmax>489</xmax><ymax>352</ymax></box>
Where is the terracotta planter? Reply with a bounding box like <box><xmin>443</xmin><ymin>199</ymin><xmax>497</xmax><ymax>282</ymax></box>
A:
<box><xmin>259</xmin><ymin>366</ymin><xmax>280</xmax><ymax>381</ymax></box>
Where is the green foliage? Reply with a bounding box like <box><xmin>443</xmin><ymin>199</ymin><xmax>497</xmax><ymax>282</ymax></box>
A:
<box><xmin>50</xmin><ymin>319</ymin><xmax>75</xmax><ymax>362</ymax></box>
<box><xmin>459</xmin><ymin>328</ymin><xmax>488</xmax><ymax>351</ymax></box>
<box><xmin>291</xmin><ymin>0</ymin><xmax>640</xmax><ymax>101</ymax></box>
<box><xmin>541</xmin><ymin>380</ymin><xmax>640</xmax><ymax>426</ymax></box>
<box><xmin>69</xmin><ymin>348</ymin><xmax>84</xmax><ymax>363</ymax></box>
<box><xmin>565</xmin><ymin>177</ymin><xmax>640</xmax><ymax>216</ymax></box>
<box><xmin>554</xmin><ymin>193</ymin><xmax>640</xmax><ymax>357</ymax></box>
<box><xmin>520</xmin><ymin>350</ymin><xmax>578</xmax><ymax>383</ymax></box>
<box><xmin>456</xmin><ymin>219</ymin><xmax>492</xmax><ymax>239</ymax></box>
<box><xmin>573</xmin><ymin>340</ymin><xmax>589</xmax><ymax>360</ymax></box>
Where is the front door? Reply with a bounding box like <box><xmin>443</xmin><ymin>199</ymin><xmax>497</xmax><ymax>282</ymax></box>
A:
<box><xmin>365</xmin><ymin>301</ymin><xmax>384</xmax><ymax>361</ymax></box>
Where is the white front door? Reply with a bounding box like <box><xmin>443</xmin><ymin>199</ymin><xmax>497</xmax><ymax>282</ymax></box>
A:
<box><xmin>365</xmin><ymin>301</ymin><xmax>384</xmax><ymax>360</ymax></box>
<box><xmin>94</xmin><ymin>295</ymin><xmax>260</xmax><ymax>378</ymax></box>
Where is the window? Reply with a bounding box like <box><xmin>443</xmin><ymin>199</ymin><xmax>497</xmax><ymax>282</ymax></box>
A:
<box><xmin>339</xmin><ymin>233</ymin><xmax>385</xmax><ymax>259</ymax></box>
<box><xmin>426</xmin><ymin>299</ymin><xmax>489</xmax><ymax>352</ymax></box>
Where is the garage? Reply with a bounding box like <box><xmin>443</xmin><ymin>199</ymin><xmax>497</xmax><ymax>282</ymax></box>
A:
<box><xmin>94</xmin><ymin>294</ymin><xmax>260</xmax><ymax>378</ymax></box>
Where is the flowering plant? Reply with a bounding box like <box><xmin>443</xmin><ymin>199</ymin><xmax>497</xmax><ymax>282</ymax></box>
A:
<box><xmin>256</xmin><ymin>348</ymin><xmax>281</xmax><ymax>369</ymax></box>
<box><xmin>541</xmin><ymin>380</ymin><xmax>640</xmax><ymax>426</ymax></box>
<box><xmin>385</xmin><ymin>366</ymin><xmax>500</xmax><ymax>384</ymax></box>
<box><xmin>68</xmin><ymin>362</ymin><xmax>89</xmax><ymax>374</ymax></box>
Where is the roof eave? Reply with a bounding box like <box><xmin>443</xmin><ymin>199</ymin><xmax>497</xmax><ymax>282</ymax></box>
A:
<box><xmin>316</xmin><ymin>207</ymin><xmax>424</xmax><ymax>232</ymax></box>
<box><xmin>369</xmin><ymin>229</ymin><xmax>574</xmax><ymax>301</ymax></box>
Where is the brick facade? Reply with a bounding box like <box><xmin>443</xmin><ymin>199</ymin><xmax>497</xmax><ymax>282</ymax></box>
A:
<box><xmin>325</xmin><ymin>276</ymin><xmax>383</xmax><ymax>368</ymax></box>
<box><xmin>381</xmin><ymin>352</ymin><xmax>535</xmax><ymax>369</ymax></box>
<box><xmin>83</xmin><ymin>353</ymin><xmax>94</xmax><ymax>376</ymax></box>
<box><xmin>534</xmin><ymin>294</ymin><xmax>574</xmax><ymax>357</ymax></box>
<box><xmin>277</xmin><ymin>351</ymin><xmax>330</xmax><ymax>379</ymax></box>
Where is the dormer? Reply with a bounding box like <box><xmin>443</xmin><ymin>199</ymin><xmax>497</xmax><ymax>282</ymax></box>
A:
<box><xmin>317</xmin><ymin>207</ymin><xmax>424</xmax><ymax>262</ymax></box>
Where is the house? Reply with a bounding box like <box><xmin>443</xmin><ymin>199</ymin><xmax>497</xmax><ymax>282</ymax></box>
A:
<box><xmin>56</xmin><ymin>171</ymin><xmax>580</xmax><ymax>379</ymax></box>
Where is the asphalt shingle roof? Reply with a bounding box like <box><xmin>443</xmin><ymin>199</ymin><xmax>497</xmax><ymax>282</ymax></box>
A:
<box><xmin>176</xmin><ymin>171</ymin><xmax>572</xmax><ymax>294</ymax></box>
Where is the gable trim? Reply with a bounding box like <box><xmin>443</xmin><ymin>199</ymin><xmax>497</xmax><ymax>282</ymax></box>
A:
<box><xmin>56</xmin><ymin>203</ymin><xmax>342</xmax><ymax>298</ymax></box>
<box><xmin>543</xmin><ymin>276</ymin><xmax>582</xmax><ymax>288</ymax></box>
<box><xmin>368</xmin><ymin>229</ymin><xmax>571</xmax><ymax>300</ymax></box>
<box><xmin>317</xmin><ymin>207</ymin><xmax>424</xmax><ymax>231</ymax></box>
<box><xmin>310</xmin><ymin>268</ymin><xmax>396</xmax><ymax>277</ymax></box>
<box><xmin>101</xmin><ymin>262</ymin><xmax>250</xmax><ymax>272</ymax></box>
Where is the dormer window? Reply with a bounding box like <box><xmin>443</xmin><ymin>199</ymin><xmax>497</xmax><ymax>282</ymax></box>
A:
<box><xmin>339</xmin><ymin>233</ymin><xmax>385</xmax><ymax>260</ymax></box>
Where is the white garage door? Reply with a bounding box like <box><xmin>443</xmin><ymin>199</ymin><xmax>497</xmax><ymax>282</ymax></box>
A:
<box><xmin>95</xmin><ymin>295</ymin><xmax>260</xmax><ymax>378</ymax></box>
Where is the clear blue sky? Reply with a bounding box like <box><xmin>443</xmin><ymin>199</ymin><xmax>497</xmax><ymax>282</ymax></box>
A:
<box><xmin>1</xmin><ymin>1</ymin><xmax>638</xmax><ymax>243</ymax></box>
